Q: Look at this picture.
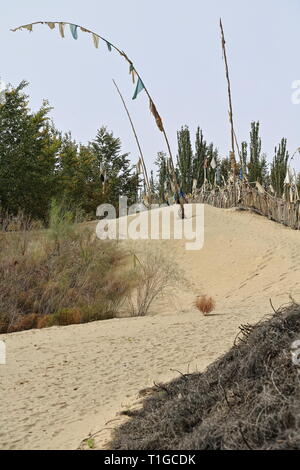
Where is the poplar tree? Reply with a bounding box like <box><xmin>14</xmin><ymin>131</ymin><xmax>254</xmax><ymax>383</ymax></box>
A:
<box><xmin>177</xmin><ymin>126</ymin><xmax>193</xmax><ymax>193</ymax></box>
<box><xmin>271</xmin><ymin>138</ymin><xmax>289</xmax><ymax>197</ymax></box>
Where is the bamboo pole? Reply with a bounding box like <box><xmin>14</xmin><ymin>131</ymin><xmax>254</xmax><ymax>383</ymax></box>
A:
<box><xmin>112</xmin><ymin>79</ymin><xmax>151</xmax><ymax>202</ymax></box>
<box><xmin>11</xmin><ymin>21</ymin><xmax>185</xmax><ymax>218</ymax></box>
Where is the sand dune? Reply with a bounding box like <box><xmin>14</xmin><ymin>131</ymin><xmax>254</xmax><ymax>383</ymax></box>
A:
<box><xmin>1</xmin><ymin>204</ymin><xmax>300</xmax><ymax>450</ymax></box>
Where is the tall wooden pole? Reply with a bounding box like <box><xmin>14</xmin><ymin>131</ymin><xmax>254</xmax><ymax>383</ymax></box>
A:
<box><xmin>220</xmin><ymin>19</ymin><xmax>241</xmax><ymax>202</ymax></box>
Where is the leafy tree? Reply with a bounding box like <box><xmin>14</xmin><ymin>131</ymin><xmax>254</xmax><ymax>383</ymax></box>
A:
<box><xmin>220</xmin><ymin>157</ymin><xmax>231</xmax><ymax>183</ymax></box>
<box><xmin>241</xmin><ymin>141</ymin><xmax>248</xmax><ymax>176</ymax></box>
<box><xmin>155</xmin><ymin>151</ymin><xmax>169</xmax><ymax>203</ymax></box>
<box><xmin>177</xmin><ymin>126</ymin><xmax>193</xmax><ymax>193</ymax></box>
<box><xmin>192</xmin><ymin>127</ymin><xmax>207</xmax><ymax>188</ymax></box>
<box><xmin>206</xmin><ymin>143</ymin><xmax>220</xmax><ymax>185</ymax></box>
<box><xmin>247</xmin><ymin>121</ymin><xmax>267</xmax><ymax>184</ymax></box>
<box><xmin>0</xmin><ymin>81</ymin><xmax>60</xmax><ymax>221</ymax></box>
<box><xmin>90</xmin><ymin>126</ymin><xmax>139</xmax><ymax>211</ymax></box>
<box><xmin>271</xmin><ymin>138</ymin><xmax>289</xmax><ymax>197</ymax></box>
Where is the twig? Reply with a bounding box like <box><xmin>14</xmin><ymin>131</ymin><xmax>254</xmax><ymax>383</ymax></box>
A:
<box><xmin>269</xmin><ymin>298</ymin><xmax>277</xmax><ymax>314</ymax></box>
<box><xmin>170</xmin><ymin>368</ymin><xmax>189</xmax><ymax>381</ymax></box>
<box><xmin>153</xmin><ymin>381</ymin><xmax>170</xmax><ymax>395</ymax></box>
<box><xmin>112</xmin><ymin>79</ymin><xmax>151</xmax><ymax>200</ymax></box>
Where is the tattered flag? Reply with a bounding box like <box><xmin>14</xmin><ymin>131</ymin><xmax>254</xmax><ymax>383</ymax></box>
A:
<box><xmin>149</xmin><ymin>100</ymin><xmax>163</xmax><ymax>132</ymax></box>
<box><xmin>92</xmin><ymin>33</ymin><xmax>100</xmax><ymax>48</ymax></box>
<box><xmin>59</xmin><ymin>23</ymin><xmax>65</xmax><ymax>38</ymax></box>
<box><xmin>210</xmin><ymin>157</ymin><xmax>217</xmax><ymax>169</ymax></box>
<box><xmin>284</xmin><ymin>169</ymin><xmax>291</xmax><ymax>185</ymax></box>
<box><xmin>105</xmin><ymin>41</ymin><xmax>112</xmax><ymax>52</ymax></box>
<box><xmin>69</xmin><ymin>24</ymin><xmax>78</xmax><ymax>40</ymax></box>
<box><xmin>132</xmin><ymin>77</ymin><xmax>145</xmax><ymax>100</ymax></box>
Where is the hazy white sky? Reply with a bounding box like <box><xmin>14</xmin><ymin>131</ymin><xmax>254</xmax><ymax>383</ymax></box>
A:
<box><xmin>1</xmin><ymin>0</ymin><xmax>300</xmax><ymax>172</ymax></box>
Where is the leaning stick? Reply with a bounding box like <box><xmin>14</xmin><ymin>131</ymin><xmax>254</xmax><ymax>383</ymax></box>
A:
<box><xmin>112</xmin><ymin>79</ymin><xmax>151</xmax><ymax>199</ymax></box>
<box><xmin>220</xmin><ymin>19</ymin><xmax>236</xmax><ymax>168</ymax></box>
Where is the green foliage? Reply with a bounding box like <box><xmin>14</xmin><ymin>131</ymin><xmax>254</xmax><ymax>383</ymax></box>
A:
<box><xmin>247</xmin><ymin>122</ymin><xmax>268</xmax><ymax>184</ymax></box>
<box><xmin>155</xmin><ymin>151</ymin><xmax>169</xmax><ymax>202</ymax></box>
<box><xmin>241</xmin><ymin>141</ymin><xmax>248</xmax><ymax>174</ymax></box>
<box><xmin>177</xmin><ymin>126</ymin><xmax>193</xmax><ymax>193</ymax></box>
<box><xmin>90</xmin><ymin>126</ymin><xmax>139</xmax><ymax>211</ymax></box>
<box><xmin>0</xmin><ymin>82</ymin><xmax>139</xmax><ymax>223</ymax></box>
<box><xmin>0</xmin><ymin>219</ymin><xmax>131</xmax><ymax>333</ymax></box>
<box><xmin>192</xmin><ymin>127</ymin><xmax>207</xmax><ymax>188</ymax></box>
<box><xmin>271</xmin><ymin>138</ymin><xmax>289</xmax><ymax>196</ymax></box>
<box><xmin>0</xmin><ymin>81</ymin><xmax>60</xmax><ymax>222</ymax></box>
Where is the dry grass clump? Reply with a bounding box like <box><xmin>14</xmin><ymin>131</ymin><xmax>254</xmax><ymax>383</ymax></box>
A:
<box><xmin>111</xmin><ymin>303</ymin><xmax>300</xmax><ymax>450</ymax></box>
<box><xmin>194</xmin><ymin>295</ymin><xmax>216</xmax><ymax>315</ymax></box>
<box><xmin>124</xmin><ymin>250</ymin><xmax>182</xmax><ymax>317</ymax></box>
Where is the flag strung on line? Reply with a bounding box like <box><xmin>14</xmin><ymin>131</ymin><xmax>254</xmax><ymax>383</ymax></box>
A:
<box><xmin>149</xmin><ymin>100</ymin><xmax>163</xmax><ymax>132</ymax></box>
<box><xmin>11</xmin><ymin>21</ymin><xmax>166</xmax><ymax>133</ymax></box>
<box><xmin>129</xmin><ymin>64</ymin><xmax>136</xmax><ymax>84</ymax></box>
<box><xmin>92</xmin><ymin>33</ymin><xmax>100</xmax><ymax>48</ymax></box>
<box><xmin>132</xmin><ymin>77</ymin><xmax>145</xmax><ymax>100</ymax></box>
<box><xmin>59</xmin><ymin>23</ymin><xmax>65</xmax><ymax>38</ymax></box>
<box><xmin>284</xmin><ymin>169</ymin><xmax>291</xmax><ymax>185</ymax></box>
<box><xmin>69</xmin><ymin>24</ymin><xmax>78</xmax><ymax>40</ymax></box>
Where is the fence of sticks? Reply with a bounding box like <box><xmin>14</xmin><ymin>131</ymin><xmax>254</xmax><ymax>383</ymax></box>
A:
<box><xmin>193</xmin><ymin>182</ymin><xmax>300</xmax><ymax>230</ymax></box>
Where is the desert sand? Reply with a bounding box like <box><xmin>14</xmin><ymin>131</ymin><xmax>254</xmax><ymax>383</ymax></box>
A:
<box><xmin>1</xmin><ymin>204</ymin><xmax>300</xmax><ymax>450</ymax></box>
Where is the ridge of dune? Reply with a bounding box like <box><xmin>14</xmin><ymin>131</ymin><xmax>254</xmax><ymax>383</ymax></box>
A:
<box><xmin>1</xmin><ymin>204</ymin><xmax>300</xmax><ymax>450</ymax></box>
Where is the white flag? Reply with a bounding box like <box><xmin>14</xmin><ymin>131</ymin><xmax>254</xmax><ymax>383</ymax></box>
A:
<box><xmin>284</xmin><ymin>169</ymin><xmax>291</xmax><ymax>185</ymax></box>
<box><xmin>210</xmin><ymin>157</ymin><xmax>217</xmax><ymax>170</ymax></box>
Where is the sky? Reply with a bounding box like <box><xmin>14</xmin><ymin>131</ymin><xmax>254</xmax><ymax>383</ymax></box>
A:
<box><xmin>1</xmin><ymin>0</ymin><xmax>300</xmax><ymax>172</ymax></box>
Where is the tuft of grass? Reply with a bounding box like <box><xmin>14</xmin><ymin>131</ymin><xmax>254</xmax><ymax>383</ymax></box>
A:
<box><xmin>125</xmin><ymin>250</ymin><xmax>183</xmax><ymax>317</ymax></box>
<box><xmin>194</xmin><ymin>295</ymin><xmax>216</xmax><ymax>315</ymax></box>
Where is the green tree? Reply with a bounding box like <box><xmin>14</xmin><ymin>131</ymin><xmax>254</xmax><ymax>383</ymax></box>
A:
<box><xmin>271</xmin><ymin>138</ymin><xmax>289</xmax><ymax>197</ymax></box>
<box><xmin>247</xmin><ymin>121</ymin><xmax>267</xmax><ymax>184</ymax></box>
<box><xmin>206</xmin><ymin>143</ymin><xmax>220</xmax><ymax>185</ymax></box>
<box><xmin>0</xmin><ymin>81</ymin><xmax>60</xmax><ymax>222</ymax></box>
<box><xmin>241</xmin><ymin>141</ymin><xmax>248</xmax><ymax>176</ymax></box>
<box><xmin>90</xmin><ymin>126</ymin><xmax>139</xmax><ymax>211</ymax></box>
<box><xmin>177</xmin><ymin>126</ymin><xmax>193</xmax><ymax>193</ymax></box>
<box><xmin>155</xmin><ymin>151</ymin><xmax>169</xmax><ymax>203</ymax></box>
<box><xmin>192</xmin><ymin>127</ymin><xmax>207</xmax><ymax>188</ymax></box>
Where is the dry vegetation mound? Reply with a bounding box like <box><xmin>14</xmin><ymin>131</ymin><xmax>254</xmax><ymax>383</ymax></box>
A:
<box><xmin>111</xmin><ymin>304</ymin><xmax>300</xmax><ymax>450</ymax></box>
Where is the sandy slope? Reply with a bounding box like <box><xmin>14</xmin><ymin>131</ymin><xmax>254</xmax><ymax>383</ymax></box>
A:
<box><xmin>1</xmin><ymin>204</ymin><xmax>300</xmax><ymax>450</ymax></box>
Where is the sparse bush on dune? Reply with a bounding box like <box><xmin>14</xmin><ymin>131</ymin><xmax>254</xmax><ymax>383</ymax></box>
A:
<box><xmin>194</xmin><ymin>295</ymin><xmax>216</xmax><ymax>315</ymax></box>
<box><xmin>124</xmin><ymin>250</ymin><xmax>182</xmax><ymax>317</ymax></box>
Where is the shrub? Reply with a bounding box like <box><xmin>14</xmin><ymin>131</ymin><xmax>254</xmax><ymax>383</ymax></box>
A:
<box><xmin>125</xmin><ymin>250</ymin><xmax>183</xmax><ymax>317</ymax></box>
<box><xmin>0</xmin><ymin>208</ymin><xmax>131</xmax><ymax>333</ymax></box>
<box><xmin>194</xmin><ymin>295</ymin><xmax>216</xmax><ymax>315</ymax></box>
